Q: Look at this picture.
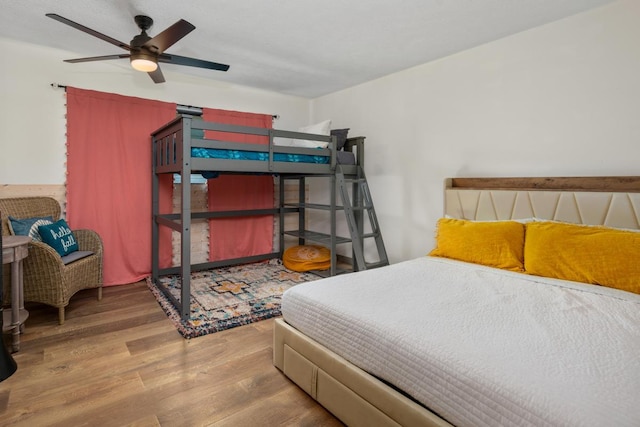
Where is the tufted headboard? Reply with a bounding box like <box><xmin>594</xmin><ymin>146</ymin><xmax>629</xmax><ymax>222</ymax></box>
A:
<box><xmin>444</xmin><ymin>176</ymin><xmax>640</xmax><ymax>230</ymax></box>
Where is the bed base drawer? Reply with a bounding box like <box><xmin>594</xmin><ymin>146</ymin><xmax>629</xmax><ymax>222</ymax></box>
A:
<box><xmin>283</xmin><ymin>344</ymin><xmax>401</xmax><ymax>427</ymax></box>
<box><xmin>274</xmin><ymin>318</ymin><xmax>452</xmax><ymax>427</ymax></box>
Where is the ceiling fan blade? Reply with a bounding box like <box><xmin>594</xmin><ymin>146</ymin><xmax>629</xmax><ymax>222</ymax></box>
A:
<box><xmin>158</xmin><ymin>53</ymin><xmax>229</xmax><ymax>72</ymax></box>
<box><xmin>64</xmin><ymin>54</ymin><xmax>131</xmax><ymax>63</ymax></box>
<box><xmin>145</xmin><ymin>19</ymin><xmax>195</xmax><ymax>53</ymax></box>
<box><xmin>46</xmin><ymin>13</ymin><xmax>130</xmax><ymax>51</ymax></box>
<box><xmin>148</xmin><ymin>66</ymin><xmax>165</xmax><ymax>84</ymax></box>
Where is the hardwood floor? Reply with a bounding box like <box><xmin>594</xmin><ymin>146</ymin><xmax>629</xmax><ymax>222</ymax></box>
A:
<box><xmin>0</xmin><ymin>281</ymin><xmax>343</xmax><ymax>426</ymax></box>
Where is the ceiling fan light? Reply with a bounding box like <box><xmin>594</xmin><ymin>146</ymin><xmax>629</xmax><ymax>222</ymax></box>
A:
<box><xmin>130</xmin><ymin>53</ymin><xmax>157</xmax><ymax>72</ymax></box>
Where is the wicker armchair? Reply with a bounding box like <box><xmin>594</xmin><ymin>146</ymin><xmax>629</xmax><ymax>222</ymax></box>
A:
<box><xmin>0</xmin><ymin>197</ymin><xmax>103</xmax><ymax>324</ymax></box>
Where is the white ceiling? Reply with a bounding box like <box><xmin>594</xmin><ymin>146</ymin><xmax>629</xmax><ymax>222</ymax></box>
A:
<box><xmin>1</xmin><ymin>0</ymin><xmax>615</xmax><ymax>98</ymax></box>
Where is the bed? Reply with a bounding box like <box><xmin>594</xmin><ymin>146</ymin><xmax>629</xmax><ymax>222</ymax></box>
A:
<box><xmin>150</xmin><ymin>114</ymin><xmax>367</xmax><ymax>320</ymax></box>
<box><xmin>274</xmin><ymin>176</ymin><xmax>640</xmax><ymax>427</ymax></box>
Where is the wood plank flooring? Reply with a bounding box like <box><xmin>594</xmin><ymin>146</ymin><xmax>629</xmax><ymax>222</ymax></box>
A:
<box><xmin>0</xmin><ymin>281</ymin><xmax>343</xmax><ymax>426</ymax></box>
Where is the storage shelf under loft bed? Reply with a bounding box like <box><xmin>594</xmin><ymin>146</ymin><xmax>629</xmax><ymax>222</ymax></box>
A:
<box><xmin>278</xmin><ymin>162</ymin><xmax>370</xmax><ymax>273</ymax></box>
<box><xmin>283</xmin><ymin>229</ymin><xmax>353</xmax><ymax>247</ymax></box>
<box><xmin>283</xmin><ymin>202</ymin><xmax>346</xmax><ymax>211</ymax></box>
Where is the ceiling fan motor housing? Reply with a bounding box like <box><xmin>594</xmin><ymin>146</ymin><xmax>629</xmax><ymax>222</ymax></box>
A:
<box><xmin>134</xmin><ymin>15</ymin><xmax>153</xmax><ymax>31</ymax></box>
<box><xmin>131</xmin><ymin>33</ymin><xmax>154</xmax><ymax>50</ymax></box>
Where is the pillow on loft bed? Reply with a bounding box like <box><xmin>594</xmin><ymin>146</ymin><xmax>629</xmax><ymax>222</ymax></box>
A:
<box><xmin>331</xmin><ymin>128</ymin><xmax>350</xmax><ymax>150</ymax></box>
<box><xmin>275</xmin><ymin>120</ymin><xmax>332</xmax><ymax>148</ymax></box>
<box><xmin>336</xmin><ymin>150</ymin><xmax>356</xmax><ymax>165</ymax></box>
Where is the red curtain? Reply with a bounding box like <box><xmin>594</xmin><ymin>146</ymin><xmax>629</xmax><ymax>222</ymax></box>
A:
<box><xmin>203</xmin><ymin>108</ymin><xmax>274</xmax><ymax>261</ymax></box>
<box><xmin>66</xmin><ymin>88</ymin><xmax>176</xmax><ymax>285</ymax></box>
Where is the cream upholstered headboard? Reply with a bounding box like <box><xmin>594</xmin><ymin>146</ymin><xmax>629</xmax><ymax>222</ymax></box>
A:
<box><xmin>444</xmin><ymin>177</ymin><xmax>640</xmax><ymax>230</ymax></box>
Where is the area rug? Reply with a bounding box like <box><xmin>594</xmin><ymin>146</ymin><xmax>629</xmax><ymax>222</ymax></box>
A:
<box><xmin>146</xmin><ymin>259</ymin><xmax>321</xmax><ymax>338</ymax></box>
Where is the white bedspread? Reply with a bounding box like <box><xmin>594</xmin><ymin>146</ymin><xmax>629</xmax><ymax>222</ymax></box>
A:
<box><xmin>281</xmin><ymin>256</ymin><xmax>640</xmax><ymax>427</ymax></box>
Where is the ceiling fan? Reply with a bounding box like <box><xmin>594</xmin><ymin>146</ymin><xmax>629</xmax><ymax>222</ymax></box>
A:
<box><xmin>46</xmin><ymin>13</ymin><xmax>230</xmax><ymax>83</ymax></box>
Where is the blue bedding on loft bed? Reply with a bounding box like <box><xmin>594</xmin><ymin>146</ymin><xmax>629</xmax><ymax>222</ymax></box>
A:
<box><xmin>191</xmin><ymin>147</ymin><xmax>330</xmax><ymax>164</ymax></box>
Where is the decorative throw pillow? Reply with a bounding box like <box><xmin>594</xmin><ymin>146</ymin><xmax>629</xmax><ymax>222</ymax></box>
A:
<box><xmin>8</xmin><ymin>216</ymin><xmax>54</xmax><ymax>241</ymax></box>
<box><xmin>38</xmin><ymin>219</ymin><xmax>79</xmax><ymax>257</ymax></box>
<box><xmin>428</xmin><ymin>217</ymin><xmax>525</xmax><ymax>272</ymax></box>
<box><xmin>524</xmin><ymin>221</ymin><xmax>640</xmax><ymax>294</ymax></box>
<box><xmin>331</xmin><ymin>128</ymin><xmax>350</xmax><ymax>150</ymax></box>
<box><xmin>283</xmin><ymin>245</ymin><xmax>331</xmax><ymax>272</ymax></box>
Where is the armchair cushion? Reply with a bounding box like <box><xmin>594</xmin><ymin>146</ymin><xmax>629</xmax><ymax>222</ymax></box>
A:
<box><xmin>38</xmin><ymin>219</ymin><xmax>79</xmax><ymax>256</ymax></box>
<box><xmin>8</xmin><ymin>215</ymin><xmax>54</xmax><ymax>241</ymax></box>
<box><xmin>61</xmin><ymin>250</ymin><xmax>94</xmax><ymax>265</ymax></box>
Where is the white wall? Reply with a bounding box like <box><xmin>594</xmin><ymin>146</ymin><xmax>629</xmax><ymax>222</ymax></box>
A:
<box><xmin>311</xmin><ymin>0</ymin><xmax>640</xmax><ymax>263</ymax></box>
<box><xmin>0</xmin><ymin>37</ymin><xmax>311</xmax><ymax>185</ymax></box>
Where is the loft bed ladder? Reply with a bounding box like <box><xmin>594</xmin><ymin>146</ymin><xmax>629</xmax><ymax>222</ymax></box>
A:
<box><xmin>279</xmin><ymin>140</ymin><xmax>388</xmax><ymax>276</ymax></box>
<box><xmin>337</xmin><ymin>164</ymin><xmax>388</xmax><ymax>271</ymax></box>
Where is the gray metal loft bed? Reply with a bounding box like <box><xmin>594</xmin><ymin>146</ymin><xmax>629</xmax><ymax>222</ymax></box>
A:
<box><xmin>150</xmin><ymin>114</ymin><xmax>386</xmax><ymax>321</ymax></box>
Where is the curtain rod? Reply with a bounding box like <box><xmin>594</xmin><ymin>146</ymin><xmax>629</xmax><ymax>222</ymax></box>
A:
<box><xmin>51</xmin><ymin>83</ymin><xmax>280</xmax><ymax>120</ymax></box>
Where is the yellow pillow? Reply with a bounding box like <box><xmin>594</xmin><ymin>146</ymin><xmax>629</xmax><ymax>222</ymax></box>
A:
<box><xmin>524</xmin><ymin>221</ymin><xmax>640</xmax><ymax>294</ymax></box>
<box><xmin>283</xmin><ymin>245</ymin><xmax>331</xmax><ymax>272</ymax></box>
<box><xmin>429</xmin><ymin>218</ymin><xmax>525</xmax><ymax>271</ymax></box>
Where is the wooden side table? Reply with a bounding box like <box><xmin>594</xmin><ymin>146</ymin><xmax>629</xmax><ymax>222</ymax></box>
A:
<box><xmin>2</xmin><ymin>235</ymin><xmax>30</xmax><ymax>352</ymax></box>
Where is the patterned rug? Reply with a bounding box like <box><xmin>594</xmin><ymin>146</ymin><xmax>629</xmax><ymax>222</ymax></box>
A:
<box><xmin>146</xmin><ymin>259</ymin><xmax>321</xmax><ymax>338</ymax></box>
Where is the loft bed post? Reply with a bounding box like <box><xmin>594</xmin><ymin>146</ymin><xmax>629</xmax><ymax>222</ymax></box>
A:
<box><xmin>353</xmin><ymin>164</ymin><xmax>364</xmax><ymax>271</ymax></box>
<box><xmin>268</xmin><ymin>129</ymin><xmax>275</xmax><ymax>173</ymax></box>
<box><xmin>330</xmin><ymin>173</ymin><xmax>337</xmax><ymax>276</ymax></box>
<box><xmin>298</xmin><ymin>177</ymin><xmax>306</xmax><ymax>246</ymax></box>
<box><xmin>344</xmin><ymin>137</ymin><xmax>366</xmax><ymax>271</ymax></box>
<box><xmin>179</xmin><ymin>115</ymin><xmax>193</xmax><ymax>321</ymax></box>
<box><xmin>151</xmin><ymin>133</ymin><xmax>160</xmax><ymax>283</ymax></box>
<box><xmin>279</xmin><ymin>175</ymin><xmax>285</xmax><ymax>257</ymax></box>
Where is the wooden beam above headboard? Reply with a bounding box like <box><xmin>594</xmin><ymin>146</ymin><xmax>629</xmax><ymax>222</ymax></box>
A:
<box><xmin>448</xmin><ymin>176</ymin><xmax>640</xmax><ymax>192</ymax></box>
<box><xmin>444</xmin><ymin>176</ymin><xmax>640</xmax><ymax>229</ymax></box>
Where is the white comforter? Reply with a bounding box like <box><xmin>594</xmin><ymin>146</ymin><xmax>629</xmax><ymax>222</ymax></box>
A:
<box><xmin>281</xmin><ymin>256</ymin><xmax>640</xmax><ymax>427</ymax></box>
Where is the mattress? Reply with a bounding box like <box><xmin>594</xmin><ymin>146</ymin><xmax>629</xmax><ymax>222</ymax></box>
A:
<box><xmin>191</xmin><ymin>147</ymin><xmax>356</xmax><ymax>165</ymax></box>
<box><xmin>281</xmin><ymin>256</ymin><xmax>640</xmax><ymax>427</ymax></box>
